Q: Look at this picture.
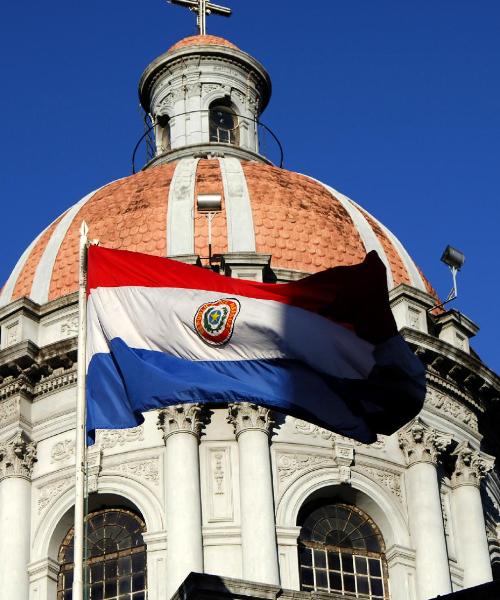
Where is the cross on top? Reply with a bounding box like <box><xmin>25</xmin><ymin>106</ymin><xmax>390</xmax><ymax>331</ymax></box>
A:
<box><xmin>169</xmin><ymin>0</ymin><xmax>232</xmax><ymax>36</ymax></box>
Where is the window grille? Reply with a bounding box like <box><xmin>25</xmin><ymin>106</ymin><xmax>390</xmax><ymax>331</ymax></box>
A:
<box><xmin>58</xmin><ymin>508</ymin><xmax>147</xmax><ymax>600</ymax></box>
<box><xmin>298</xmin><ymin>503</ymin><xmax>389</xmax><ymax>599</ymax></box>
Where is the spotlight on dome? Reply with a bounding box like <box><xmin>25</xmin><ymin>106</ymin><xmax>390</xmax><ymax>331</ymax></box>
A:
<box><xmin>441</xmin><ymin>245</ymin><xmax>465</xmax><ymax>271</ymax></box>
<box><xmin>197</xmin><ymin>195</ymin><xmax>222</xmax><ymax>271</ymax></box>
<box><xmin>431</xmin><ymin>244</ymin><xmax>465</xmax><ymax>311</ymax></box>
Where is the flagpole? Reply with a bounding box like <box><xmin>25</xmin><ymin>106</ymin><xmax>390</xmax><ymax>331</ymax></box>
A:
<box><xmin>74</xmin><ymin>221</ymin><xmax>89</xmax><ymax>600</ymax></box>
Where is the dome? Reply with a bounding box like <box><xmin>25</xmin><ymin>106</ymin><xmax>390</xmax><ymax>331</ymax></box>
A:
<box><xmin>0</xmin><ymin>159</ymin><xmax>433</xmax><ymax>307</ymax></box>
<box><xmin>167</xmin><ymin>34</ymin><xmax>239</xmax><ymax>53</ymax></box>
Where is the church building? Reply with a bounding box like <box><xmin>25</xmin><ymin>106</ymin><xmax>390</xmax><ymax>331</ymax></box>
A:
<box><xmin>0</xmin><ymin>3</ymin><xmax>499</xmax><ymax>600</ymax></box>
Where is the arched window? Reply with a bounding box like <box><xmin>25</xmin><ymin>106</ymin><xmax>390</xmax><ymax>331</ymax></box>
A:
<box><xmin>156</xmin><ymin>113</ymin><xmax>171</xmax><ymax>153</ymax></box>
<box><xmin>209</xmin><ymin>99</ymin><xmax>239</xmax><ymax>146</ymax></box>
<box><xmin>58</xmin><ymin>508</ymin><xmax>147</xmax><ymax>600</ymax></box>
<box><xmin>298</xmin><ymin>503</ymin><xmax>389</xmax><ymax>599</ymax></box>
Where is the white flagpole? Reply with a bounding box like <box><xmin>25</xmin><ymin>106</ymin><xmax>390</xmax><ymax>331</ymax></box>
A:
<box><xmin>74</xmin><ymin>221</ymin><xmax>89</xmax><ymax>600</ymax></box>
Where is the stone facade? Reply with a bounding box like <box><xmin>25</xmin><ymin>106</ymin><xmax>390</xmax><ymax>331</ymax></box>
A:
<box><xmin>0</xmin><ymin>32</ymin><xmax>499</xmax><ymax>600</ymax></box>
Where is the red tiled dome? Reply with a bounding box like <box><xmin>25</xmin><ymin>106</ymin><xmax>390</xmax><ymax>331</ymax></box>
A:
<box><xmin>167</xmin><ymin>35</ymin><xmax>238</xmax><ymax>54</ymax></box>
<box><xmin>0</xmin><ymin>160</ymin><xmax>434</xmax><ymax>307</ymax></box>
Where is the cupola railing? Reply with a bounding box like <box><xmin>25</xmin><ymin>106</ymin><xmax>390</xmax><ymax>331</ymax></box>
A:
<box><xmin>132</xmin><ymin>110</ymin><xmax>284</xmax><ymax>173</ymax></box>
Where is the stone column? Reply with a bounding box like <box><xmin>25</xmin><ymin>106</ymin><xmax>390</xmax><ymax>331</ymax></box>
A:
<box><xmin>0</xmin><ymin>430</ymin><xmax>37</xmax><ymax>600</ymax></box>
<box><xmin>398</xmin><ymin>418</ymin><xmax>452</xmax><ymax>600</ymax></box>
<box><xmin>228</xmin><ymin>403</ymin><xmax>280</xmax><ymax>585</ymax></box>
<box><xmin>451</xmin><ymin>441</ymin><xmax>495</xmax><ymax>588</ymax></box>
<box><xmin>158</xmin><ymin>405</ymin><xmax>208</xmax><ymax>599</ymax></box>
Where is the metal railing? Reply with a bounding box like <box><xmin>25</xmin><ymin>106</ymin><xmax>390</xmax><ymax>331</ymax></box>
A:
<box><xmin>132</xmin><ymin>109</ymin><xmax>284</xmax><ymax>173</ymax></box>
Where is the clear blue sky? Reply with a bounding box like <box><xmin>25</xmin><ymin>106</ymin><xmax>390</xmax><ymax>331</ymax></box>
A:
<box><xmin>0</xmin><ymin>1</ymin><xmax>498</xmax><ymax>372</ymax></box>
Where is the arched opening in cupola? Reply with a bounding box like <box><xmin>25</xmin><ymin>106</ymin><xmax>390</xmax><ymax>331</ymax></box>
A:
<box><xmin>209</xmin><ymin>98</ymin><xmax>240</xmax><ymax>146</ymax></box>
<box><xmin>156</xmin><ymin>113</ymin><xmax>171</xmax><ymax>154</ymax></box>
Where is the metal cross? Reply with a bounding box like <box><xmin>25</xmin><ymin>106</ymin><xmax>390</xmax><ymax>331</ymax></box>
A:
<box><xmin>169</xmin><ymin>0</ymin><xmax>232</xmax><ymax>36</ymax></box>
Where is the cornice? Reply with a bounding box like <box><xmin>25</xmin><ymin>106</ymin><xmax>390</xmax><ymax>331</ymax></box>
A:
<box><xmin>0</xmin><ymin>292</ymin><xmax>77</xmax><ymax>322</ymax></box>
<box><xmin>139</xmin><ymin>46</ymin><xmax>271</xmax><ymax>112</ymax></box>
<box><xmin>0</xmin><ymin>338</ymin><xmax>77</xmax><ymax>401</ymax></box>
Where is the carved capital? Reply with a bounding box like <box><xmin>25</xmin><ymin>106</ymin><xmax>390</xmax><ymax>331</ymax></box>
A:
<box><xmin>0</xmin><ymin>430</ymin><xmax>37</xmax><ymax>481</ymax></box>
<box><xmin>398</xmin><ymin>418</ymin><xmax>452</xmax><ymax>466</ymax></box>
<box><xmin>227</xmin><ymin>403</ymin><xmax>274</xmax><ymax>438</ymax></box>
<box><xmin>451</xmin><ymin>441</ymin><xmax>495</xmax><ymax>488</ymax></box>
<box><xmin>158</xmin><ymin>404</ymin><xmax>209</xmax><ymax>441</ymax></box>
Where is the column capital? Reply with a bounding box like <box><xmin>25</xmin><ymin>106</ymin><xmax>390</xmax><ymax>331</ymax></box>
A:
<box><xmin>227</xmin><ymin>403</ymin><xmax>274</xmax><ymax>438</ymax></box>
<box><xmin>157</xmin><ymin>404</ymin><xmax>209</xmax><ymax>441</ymax></box>
<box><xmin>451</xmin><ymin>441</ymin><xmax>495</xmax><ymax>488</ymax></box>
<box><xmin>398</xmin><ymin>417</ymin><xmax>452</xmax><ymax>466</ymax></box>
<box><xmin>0</xmin><ymin>430</ymin><xmax>37</xmax><ymax>481</ymax></box>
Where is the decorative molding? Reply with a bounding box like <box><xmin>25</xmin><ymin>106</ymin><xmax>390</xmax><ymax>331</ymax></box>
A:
<box><xmin>37</xmin><ymin>476</ymin><xmax>72</xmax><ymax>514</ymax></box>
<box><xmin>0</xmin><ymin>397</ymin><xmax>20</xmax><ymax>427</ymax></box>
<box><xmin>227</xmin><ymin>403</ymin><xmax>273</xmax><ymax>437</ymax></box>
<box><xmin>5</xmin><ymin>320</ymin><xmax>20</xmax><ymax>346</ymax></box>
<box><xmin>358</xmin><ymin>465</ymin><xmax>402</xmax><ymax>500</ymax></box>
<box><xmin>86</xmin><ymin>447</ymin><xmax>102</xmax><ymax>494</ymax></box>
<box><xmin>292</xmin><ymin>418</ymin><xmax>385</xmax><ymax>449</ymax></box>
<box><xmin>0</xmin><ymin>430</ymin><xmax>37</xmax><ymax>481</ymax></box>
<box><xmin>158</xmin><ymin>404</ymin><xmax>209</xmax><ymax>440</ymax></box>
<box><xmin>398</xmin><ymin>417</ymin><xmax>452</xmax><ymax>466</ymax></box>
<box><xmin>50</xmin><ymin>438</ymin><xmax>75</xmax><ymax>463</ymax></box>
<box><xmin>333</xmin><ymin>440</ymin><xmax>355</xmax><ymax>484</ymax></box>
<box><xmin>451</xmin><ymin>441</ymin><xmax>495</xmax><ymax>488</ymax></box>
<box><xmin>96</xmin><ymin>425</ymin><xmax>144</xmax><ymax>449</ymax></box>
<box><xmin>425</xmin><ymin>388</ymin><xmax>478</xmax><ymax>432</ymax></box>
<box><xmin>60</xmin><ymin>314</ymin><xmax>78</xmax><ymax>338</ymax></box>
<box><xmin>34</xmin><ymin>368</ymin><xmax>77</xmax><ymax>397</ymax></box>
<box><xmin>207</xmin><ymin>447</ymin><xmax>234</xmax><ymax>522</ymax></box>
<box><xmin>277</xmin><ymin>453</ymin><xmax>332</xmax><ymax>487</ymax></box>
<box><xmin>112</xmin><ymin>458</ymin><xmax>160</xmax><ymax>487</ymax></box>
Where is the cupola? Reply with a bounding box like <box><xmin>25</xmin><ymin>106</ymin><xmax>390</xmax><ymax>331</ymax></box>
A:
<box><xmin>138</xmin><ymin>34</ymin><xmax>272</xmax><ymax>167</ymax></box>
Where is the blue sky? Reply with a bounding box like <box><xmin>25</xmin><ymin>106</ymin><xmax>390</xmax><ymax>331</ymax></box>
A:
<box><xmin>0</xmin><ymin>1</ymin><xmax>498</xmax><ymax>372</ymax></box>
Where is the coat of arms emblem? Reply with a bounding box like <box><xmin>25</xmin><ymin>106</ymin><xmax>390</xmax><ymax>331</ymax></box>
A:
<box><xmin>194</xmin><ymin>298</ymin><xmax>241</xmax><ymax>346</ymax></box>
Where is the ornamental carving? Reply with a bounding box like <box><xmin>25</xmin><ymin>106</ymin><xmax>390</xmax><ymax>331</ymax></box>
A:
<box><xmin>60</xmin><ymin>314</ymin><xmax>78</xmax><ymax>338</ymax></box>
<box><xmin>5</xmin><ymin>321</ymin><xmax>20</xmax><ymax>347</ymax></box>
<box><xmin>0</xmin><ymin>397</ymin><xmax>19</xmax><ymax>427</ymax></box>
<box><xmin>227</xmin><ymin>403</ymin><xmax>274</xmax><ymax>437</ymax></box>
<box><xmin>51</xmin><ymin>439</ymin><xmax>75</xmax><ymax>463</ymax></box>
<box><xmin>86</xmin><ymin>447</ymin><xmax>102</xmax><ymax>494</ymax></box>
<box><xmin>361</xmin><ymin>466</ymin><xmax>402</xmax><ymax>500</ymax></box>
<box><xmin>277</xmin><ymin>453</ymin><xmax>333</xmax><ymax>485</ymax></box>
<box><xmin>451</xmin><ymin>441</ymin><xmax>495</xmax><ymax>488</ymax></box>
<box><xmin>293</xmin><ymin>418</ymin><xmax>385</xmax><ymax>449</ymax></box>
<box><xmin>114</xmin><ymin>459</ymin><xmax>160</xmax><ymax>486</ymax></box>
<box><xmin>207</xmin><ymin>447</ymin><xmax>234</xmax><ymax>522</ymax></box>
<box><xmin>333</xmin><ymin>440</ymin><xmax>355</xmax><ymax>484</ymax></box>
<box><xmin>0</xmin><ymin>431</ymin><xmax>37</xmax><ymax>480</ymax></box>
<box><xmin>398</xmin><ymin>417</ymin><xmax>452</xmax><ymax>466</ymax></box>
<box><xmin>425</xmin><ymin>388</ymin><xmax>478</xmax><ymax>431</ymax></box>
<box><xmin>38</xmin><ymin>477</ymin><xmax>73</xmax><ymax>514</ymax></box>
<box><xmin>97</xmin><ymin>426</ymin><xmax>144</xmax><ymax>449</ymax></box>
<box><xmin>158</xmin><ymin>404</ymin><xmax>209</xmax><ymax>439</ymax></box>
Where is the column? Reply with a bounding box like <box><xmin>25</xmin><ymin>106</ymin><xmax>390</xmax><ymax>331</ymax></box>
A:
<box><xmin>0</xmin><ymin>430</ymin><xmax>37</xmax><ymax>600</ymax></box>
<box><xmin>451</xmin><ymin>441</ymin><xmax>495</xmax><ymax>588</ymax></box>
<box><xmin>158</xmin><ymin>404</ymin><xmax>208</xmax><ymax>599</ymax></box>
<box><xmin>398</xmin><ymin>418</ymin><xmax>452</xmax><ymax>600</ymax></box>
<box><xmin>228</xmin><ymin>403</ymin><xmax>280</xmax><ymax>585</ymax></box>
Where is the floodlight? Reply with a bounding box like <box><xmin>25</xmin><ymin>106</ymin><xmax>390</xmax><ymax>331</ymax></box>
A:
<box><xmin>197</xmin><ymin>194</ymin><xmax>222</xmax><ymax>212</ymax></box>
<box><xmin>440</xmin><ymin>245</ymin><xmax>465</xmax><ymax>271</ymax></box>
